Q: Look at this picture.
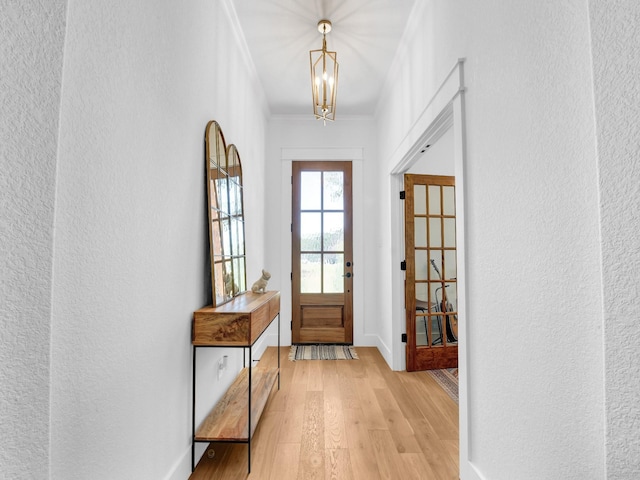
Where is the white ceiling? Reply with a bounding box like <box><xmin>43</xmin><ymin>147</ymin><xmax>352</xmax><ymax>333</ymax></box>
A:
<box><xmin>230</xmin><ymin>0</ymin><xmax>417</xmax><ymax>117</ymax></box>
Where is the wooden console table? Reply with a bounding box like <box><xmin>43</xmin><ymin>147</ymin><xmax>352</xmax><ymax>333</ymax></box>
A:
<box><xmin>191</xmin><ymin>291</ymin><xmax>280</xmax><ymax>473</ymax></box>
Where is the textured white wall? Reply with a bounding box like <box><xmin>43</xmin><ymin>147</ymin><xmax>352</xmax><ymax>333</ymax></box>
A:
<box><xmin>589</xmin><ymin>1</ymin><xmax>640</xmax><ymax>478</ymax></box>
<box><xmin>377</xmin><ymin>1</ymin><xmax>605</xmax><ymax>479</ymax></box>
<box><xmin>0</xmin><ymin>2</ymin><xmax>67</xmax><ymax>478</ymax></box>
<box><xmin>50</xmin><ymin>1</ymin><xmax>267</xmax><ymax>479</ymax></box>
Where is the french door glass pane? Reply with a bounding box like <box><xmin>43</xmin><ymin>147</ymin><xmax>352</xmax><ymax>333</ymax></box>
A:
<box><xmin>301</xmin><ymin>172</ymin><xmax>321</xmax><ymax>210</ymax></box>
<box><xmin>416</xmin><ymin>314</ymin><xmax>428</xmax><ymax>346</ymax></box>
<box><xmin>323</xmin><ymin>212</ymin><xmax>344</xmax><ymax>251</ymax></box>
<box><xmin>414</xmin><ymin>185</ymin><xmax>426</xmax><ymax>215</ymax></box>
<box><xmin>444</xmin><ymin>218</ymin><xmax>456</xmax><ymax>248</ymax></box>
<box><xmin>416</xmin><ymin>282</ymin><xmax>428</xmax><ymax>301</ymax></box>
<box><xmin>429</xmin><ymin>218</ymin><xmax>442</xmax><ymax>247</ymax></box>
<box><xmin>415</xmin><ymin>250</ymin><xmax>428</xmax><ymax>281</ymax></box>
<box><xmin>443</xmin><ymin>186</ymin><xmax>455</xmax><ymax>215</ymax></box>
<box><xmin>428</xmin><ymin>185</ymin><xmax>441</xmax><ymax>215</ymax></box>
<box><xmin>301</xmin><ymin>253</ymin><xmax>322</xmax><ymax>293</ymax></box>
<box><xmin>300</xmin><ymin>212</ymin><xmax>322</xmax><ymax>252</ymax></box>
<box><xmin>430</xmin><ymin>282</ymin><xmax>444</xmax><ymax>307</ymax></box>
<box><xmin>415</xmin><ymin>217</ymin><xmax>427</xmax><ymax>247</ymax></box>
<box><xmin>430</xmin><ymin>253</ymin><xmax>443</xmax><ymax>280</ymax></box>
<box><xmin>323</xmin><ymin>172</ymin><xmax>344</xmax><ymax>210</ymax></box>
<box><xmin>301</xmin><ymin>212</ymin><xmax>322</xmax><ymax>251</ymax></box>
<box><xmin>444</xmin><ymin>250</ymin><xmax>457</xmax><ymax>280</ymax></box>
<box><xmin>323</xmin><ymin>253</ymin><xmax>344</xmax><ymax>293</ymax></box>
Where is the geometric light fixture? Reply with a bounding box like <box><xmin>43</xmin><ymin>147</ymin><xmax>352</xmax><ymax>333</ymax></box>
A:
<box><xmin>310</xmin><ymin>19</ymin><xmax>339</xmax><ymax>124</ymax></box>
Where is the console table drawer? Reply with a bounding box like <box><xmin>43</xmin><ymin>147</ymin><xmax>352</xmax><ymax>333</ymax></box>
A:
<box><xmin>192</xmin><ymin>291</ymin><xmax>280</xmax><ymax>346</ymax></box>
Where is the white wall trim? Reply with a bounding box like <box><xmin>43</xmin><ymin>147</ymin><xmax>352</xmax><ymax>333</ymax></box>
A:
<box><xmin>281</xmin><ymin>147</ymin><xmax>364</xmax><ymax>162</ymax></box>
<box><xmin>388</xmin><ymin>59</ymin><xmax>466</xmax><ymax>173</ymax></box>
<box><xmin>221</xmin><ymin>0</ymin><xmax>270</xmax><ymax>118</ymax></box>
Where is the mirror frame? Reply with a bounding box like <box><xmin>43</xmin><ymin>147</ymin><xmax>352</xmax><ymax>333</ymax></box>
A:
<box><xmin>205</xmin><ymin>121</ymin><xmax>247</xmax><ymax>306</ymax></box>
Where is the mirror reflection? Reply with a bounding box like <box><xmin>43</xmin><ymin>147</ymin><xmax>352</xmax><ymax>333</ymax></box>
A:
<box><xmin>205</xmin><ymin>121</ymin><xmax>247</xmax><ymax>306</ymax></box>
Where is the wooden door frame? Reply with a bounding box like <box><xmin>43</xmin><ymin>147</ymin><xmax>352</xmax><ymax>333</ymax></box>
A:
<box><xmin>291</xmin><ymin>160</ymin><xmax>353</xmax><ymax>344</ymax></box>
<box><xmin>276</xmin><ymin>150</ymin><xmax>367</xmax><ymax>350</ymax></box>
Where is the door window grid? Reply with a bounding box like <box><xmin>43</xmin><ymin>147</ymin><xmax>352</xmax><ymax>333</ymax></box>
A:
<box><xmin>414</xmin><ymin>184</ymin><xmax>458</xmax><ymax>347</ymax></box>
<box><xmin>300</xmin><ymin>171</ymin><xmax>345</xmax><ymax>294</ymax></box>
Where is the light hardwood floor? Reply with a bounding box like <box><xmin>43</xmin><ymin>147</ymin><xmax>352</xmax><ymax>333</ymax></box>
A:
<box><xmin>190</xmin><ymin>346</ymin><xmax>459</xmax><ymax>479</ymax></box>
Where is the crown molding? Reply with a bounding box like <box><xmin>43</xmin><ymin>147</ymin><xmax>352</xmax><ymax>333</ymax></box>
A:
<box><xmin>221</xmin><ymin>0</ymin><xmax>271</xmax><ymax>118</ymax></box>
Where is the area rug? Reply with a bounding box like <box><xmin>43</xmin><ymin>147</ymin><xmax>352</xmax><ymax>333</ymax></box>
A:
<box><xmin>289</xmin><ymin>344</ymin><xmax>359</xmax><ymax>361</ymax></box>
<box><xmin>427</xmin><ymin>368</ymin><xmax>458</xmax><ymax>404</ymax></box>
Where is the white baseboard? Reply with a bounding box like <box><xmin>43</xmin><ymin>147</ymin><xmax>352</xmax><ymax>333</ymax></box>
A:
<box><xmin>163</xmin><ymin>446</ymin><xmax>193</xmax><ymax>480</ymax></box>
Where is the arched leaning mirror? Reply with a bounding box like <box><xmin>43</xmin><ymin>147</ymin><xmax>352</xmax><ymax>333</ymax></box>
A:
<box><xmin>205</xmin><ymin>121</ymin><xmax>247</xmax><ymax>307</ymax></box>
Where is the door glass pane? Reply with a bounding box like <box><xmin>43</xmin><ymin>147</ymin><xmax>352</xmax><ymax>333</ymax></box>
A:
<box><xmin>416</xmin><ymin>283</ymin><xmax>428</xmax><ymax>301</ymax></box>
<box><xmin>301</xmin><ymin>172</ymin><xmax>321</xmax><ymax>210</ymax></box>
<box><xmin>415</xmin><ymin>250</ymin><xmax>428</xmax><ymax>281</ymax></box>
<box><xmin>443</xmin><ymin>218</ymin><xmax>456</xmax><ymax>248</ymax></box>
<box><xmin>415</xmin><ymin>217</ymin><xmax>427</xmax><ymax>247</ymax></box>
<box><xmin>444</xmin><ymin>282</ymin><xmax>457</xmax><ymax>312</ymax></box>
<box><xmin>430</xmin><ymin>254</ymin><xmax>443</xmax><ymax>280</ymax></box>
<box><xmin>301</xmin><ymin>253</ymin><xmax>322</xmax><ymax>293</ymax></box>
<box><xmin>323</xmin><ymin>172</ymin><xmax>344</xmax><ymax>210</ymax></box>
<box><xmin>323</xmin><ymin>253</ymin><xmax>344</xmax><ymax>293</ymax></box>
<box><xmin>416</xmin><ymin>313</ymin><xmax>428</xmax><ymax>346</ymax></box>
<box><xmin>430</xmin><ymin>282</ymin><xmax>444</xmax><ymax>308</ymax></box>
<box><xmin>428</xmin><ymin>185</ymin><xmax>441</xmax><ymax>215</ymax></box>
<box><xmin>429</xmin><ymin>314</ymin><xmax>443</xmax><ymax>346</ymax></box>
<box><xmin>444</xmin><ymin>250</ymin><xmax>457</xmax><ymax>280</ymax></box>
<box><xmin>414</xmin><ymin>185</ymin><xmax>426</xmax><ymax>215</ymax></box>
<box><xmin>301</xmin><ymin>212</ymin><xmax>321</xmax><ymax>251</ymax></box>
<box><xmin>323</xmin><ymin>212</ymin><xmax>344</xmax><ymax>251</ymax></box>
<box><xmin>443</xmin><ymin>186</ymin><xmax>455</xmax><ymax>215</ymax></box>
<box><xmin>443</xmin><ymin>282</ymin><xmax>458</xmax><ymax>344</ymax></box>
<box><xmin>429</xmin><ymin>218</ymin><xmax>442</xmax><ymax>247</ymax></box>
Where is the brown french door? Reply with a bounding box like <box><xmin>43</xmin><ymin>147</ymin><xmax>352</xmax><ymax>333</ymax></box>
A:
<box><xmin>292</xmin><ymin>161</ymin><xmax>353</xmax><ymax>344</ymax></box>
<box><xmin>404</xmin><ymin>174</ymin><xmax>458</xmax><ymax>371</ymax></box>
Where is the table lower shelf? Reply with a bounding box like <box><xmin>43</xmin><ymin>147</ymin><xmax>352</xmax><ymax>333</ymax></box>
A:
<box><xmin>194</xmin><ymin>366</ymin><xmax>279</xmax><ymax>442</ymax></box>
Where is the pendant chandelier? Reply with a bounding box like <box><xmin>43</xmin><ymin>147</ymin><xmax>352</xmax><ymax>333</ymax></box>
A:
<box><xmin>310</xmin><ymin>20</ymin><xmax>339</xmax><ymax>124</ymax></box>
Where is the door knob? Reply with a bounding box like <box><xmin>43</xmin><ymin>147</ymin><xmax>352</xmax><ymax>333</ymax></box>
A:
<box><xmin>343</xmin><ymin>272</ymin><xmax>352</xmax><ymax>278</ymax></box>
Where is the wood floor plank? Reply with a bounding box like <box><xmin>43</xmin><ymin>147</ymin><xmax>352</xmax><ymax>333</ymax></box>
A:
<box><xmin>368</xmin><ymin>429</ymin><xmax>418</xmax><ymax>480</ymax></box>
<box><xmin>343</xmin><ymin>407</ymin><xmax>382</xmax><ymax>480</ymax></box>
<box><xmin>298</xmin><ymin>390</ymin><xmax>325</xmax><ymax>480</ymax></box>
<box><xmin>353</xmin><ymin>377</ymin><xmax>387</xmax><ymax>430</ymax></box>
<box><xmin>269</xmin><ymin>443</ymin><xmax>300</xmax><ymax>480</ymax></box>
<box><xmin>277</xmin><ymin>384</ymin><xmax>306</xmax><ymax>444</ymax></box>
<box><xmin>307</xmin><ymin>360</ymin><xmax>324</xmax><ymax>391</ymax></box>
<box><xmin>400</xmin><ymin>452</ymin><xmax>440</xmax><ymax>480</ymax></box>
<box><xmin>323</xmin><ymin>362</ymin><xmax>348</xmax><ymax>449</ymax></box>
<box><xmin>243</xmin><ymin>411</ymin><xmax>282</xmax><ymax>478</ymax></box>
<box><xmin>325</xmin><ymin>448</ymin><xmax>354</xmax><ymax>480</ymax></box>
<box><xmin>373</xmin><ymin>387</ymin><xmax>422</xmax><ymax>454</ymax></box>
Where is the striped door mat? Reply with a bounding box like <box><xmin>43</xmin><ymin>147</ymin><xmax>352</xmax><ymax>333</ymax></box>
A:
<box><xmin>289</xmin><ymin>344</ymin><xmax>359</xmax><ymax>361</ymax></box>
